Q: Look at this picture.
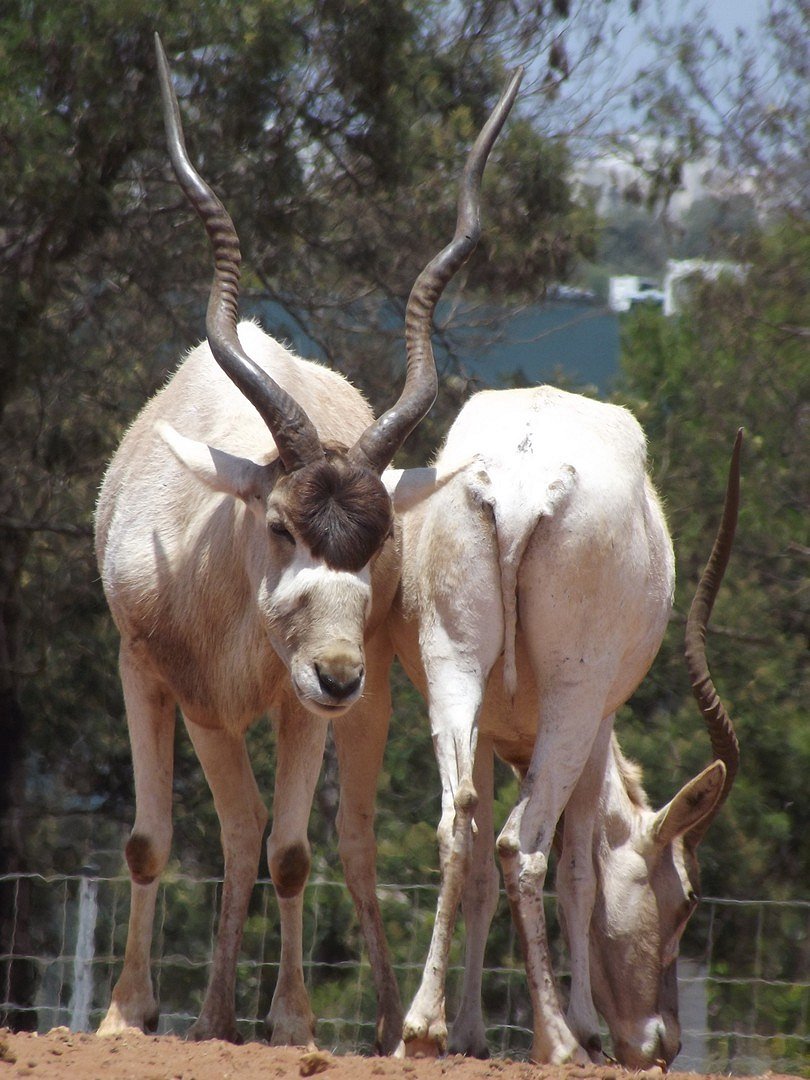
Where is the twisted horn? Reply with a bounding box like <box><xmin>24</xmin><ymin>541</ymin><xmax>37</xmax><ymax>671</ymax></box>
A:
<box><xmin>685</xmin><ymin>429</ymin><xmax>743</xmax><ymax>847</ymax></box>
<box><xmin>155</xmin><ymin>34</ymin><xmax>324</xmax><ymax>471</ymax></box>
<box><xmin>350</xmin><ymin>67</ymin><xmax>524</xmax><ymax>473</ymax></box>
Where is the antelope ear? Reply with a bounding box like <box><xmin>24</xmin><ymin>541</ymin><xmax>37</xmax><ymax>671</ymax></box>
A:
<box><xmin>384</xmin><ymin>460</ymin><xmax>479</xmax><ymax>512</ymax></box>
<box><xmin>652</xmin><ymin>760</ymin><xmax>726</xmax><ymax>848</ymax></box>
<box><xmin>156</xmin><ymin>421</ymin><xmax>267</xmax><ymax>503</ymax></box>
<box><xmin>383</xmin><ymin>467</ymin><xmax>438</xmax><ymax>511</ymax></box>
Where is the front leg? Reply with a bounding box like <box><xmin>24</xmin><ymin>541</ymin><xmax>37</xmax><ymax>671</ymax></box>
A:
<box><xmin>98</xmin><ymin>646</ymin><xmax>174</xmax><ymax>1037</ymax></box>
<box><xmin>182</xmin><ymin>719</ymin><xmax>269</xmax><ymax>1043</ymax></box>
<box><xmin>334</xmin><ymin>634</ymin><xmax>402</xmax><ymax>1054</ymax></box>
<box><xmin>265</xmin><ymin>703</ymin><xmax>329</xmax><ymax>1047</ymax></box>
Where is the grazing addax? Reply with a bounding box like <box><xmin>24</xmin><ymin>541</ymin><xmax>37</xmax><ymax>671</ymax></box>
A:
<box><xmin>95</xmin><ymin>34</ymin><xmax>521</xmax><ymax>1049</ymax></box>
<box><xmin>389</xmin><ymin>387</ymin><xmax>740</xmax><ymax>1066</ymax></box>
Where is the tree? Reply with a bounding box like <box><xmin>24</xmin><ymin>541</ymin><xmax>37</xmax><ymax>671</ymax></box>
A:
<box><xmin>674</xmin><ymin>194</ymin><xmax>760</xmax><ymax>260</ymax></box>
<box><xmin>615</xmin><ymin>218</ymin><xmax>809</xmax><ymax>902</ymax></box>
<box><xmin>1</xmin><ymin>0</ymin><xmax>805</xmax><ymax>1053</ymax></box>
<box><xmin>0</xmin><ymin>0</ymin><xmax>608</xmax><ymax>1027</ymax></box>
<box><xmin>601</xmin><ymin>0</ymin><xmax>809</xmax><ymax>218</ymax></box>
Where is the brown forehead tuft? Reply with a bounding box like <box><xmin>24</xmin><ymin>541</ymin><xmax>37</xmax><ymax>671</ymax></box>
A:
<box><xmin>283</xmin><ymin>456</ymin><xmax>393</xmax><ymax>572</ymax></box>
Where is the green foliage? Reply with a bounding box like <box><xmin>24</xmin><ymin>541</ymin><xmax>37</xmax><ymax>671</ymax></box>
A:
<box><xmin>1</xmin><ymin>0</ymin><xmax>806</xmax><ymax>1062</ymax></box>
<box><xmin>1</xmin><ymin>0</ymin><xmax>598</xmax><ymax>878</ymax></box>
<box><xmin>0</xmin><ymin>0</ymin><xmax>605</xmax><ymax>1040</ymax></box>
<box><xmin>614</xmin><ymin>217</ymin><xmax>809</xmax><ymax>901</ymax></box>
<box><xmin>589</xmin><ymin>194</ymin><xmax>762</xmax><ymax>285</ymax></box>
<box><xmin>676</xmin><ymin>195</ymin><xmax>761</xmax><ymax>261</ymax></box>
<box><xmin>593</xmin><ymin>204</ymin><xmax>671</xmax><ymax>278</ymax></box>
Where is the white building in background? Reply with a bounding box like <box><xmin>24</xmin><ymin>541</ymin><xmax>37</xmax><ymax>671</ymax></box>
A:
<box><xmin>608</xmin><ymin>262</ymin><xmax>747</xmax><ymax>317</ymax></box>
<box><xmin>663</xmin><ymin>259</ymin><xmax>748</xmax><ymax>315</ymax></box>
<box><xmin>608</xmin><ymin>275</ymin><xmax>665</xmax><ymax>312</ymax></box>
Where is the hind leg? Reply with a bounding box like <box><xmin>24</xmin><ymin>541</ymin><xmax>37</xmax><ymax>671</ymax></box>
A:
<box><xmin>399</xmin><ymin>661</ymin><xmax>492</xmax><ymax>1056</ymax></box>
<box><xmin>448</xmin><ymin>737</ymin><xmax>500</xmax><ymax>1058</ymax></box>
<box><xmin>98</xmin><ymin>644</ymin><xmax>175</xmax><ymax>1036</ymax></box>
<box><xmin>497</xmin><ymin>684</ymin><xmax>606</xmax><ymax>1066</ymax></box>
<box><xmin>557</xmin><ymin>715</ymin><xmax>613</xmax><ymax>1060</ymax></box>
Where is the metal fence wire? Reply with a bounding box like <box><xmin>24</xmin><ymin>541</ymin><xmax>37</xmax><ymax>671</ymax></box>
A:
<box><xmin>1</xmin><ymin>872</ymin><xmax>808</xmax><ymax>1076</ymax></box>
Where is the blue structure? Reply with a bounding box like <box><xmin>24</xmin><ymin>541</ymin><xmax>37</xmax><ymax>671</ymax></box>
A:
<box><xmin>253</xmin><ymin>297</ymin><xmax>620</xmax><ymax>395</ymax></box>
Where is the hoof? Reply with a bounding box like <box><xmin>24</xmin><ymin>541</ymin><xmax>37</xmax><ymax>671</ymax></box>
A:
<box><xmin>401</xmin><ymin>1017</ymin><xmax>447</xmax><ymax>1058</ymax></box>
<box><xmin>97</xmin><ymin>1001</ymin><xmax>158</xmax><ymax>1038</ymax></box>
<box><xmin>374</xmin><ymin>1019</ymin><xmax>404</xmax><ymax>1057</ymax></box>
<box><xmin>448</xmin><ymin>1036</ymin><xmax>490</xmax><ymax>1059</ymax></box>
<box><xmin>97</xmin><ymin>1018</ymin><xmax>140</xmax><ymax>1038</ymax></box>
<box><xmin>402</xmin><ymin>1035</ymin><xmax>443</xmax><ymax>1058</ymax></box>
<box><xmin>265</xmin><ymin>1014</ymin><xmax>316</xmax><ymax>1050</ymax></box>
<box><xmin>534</xmin><ymin>1041</ymin><xmax>593</xmax><ymax>1067</ymax></box>
<box><xmin>568</xmin><ymin>1044</ymin><xmax>593</xmax><ymax>1067</ymax></box>
<box><xmin>187</xmin><ymin>1017</ymin><xmax>241</xmax><ymax>1044</ymax></box>
<box><xmin>585</xmin><ymin>1034</ymin><xmax>611</xmax><ymax>1065</ymax></box>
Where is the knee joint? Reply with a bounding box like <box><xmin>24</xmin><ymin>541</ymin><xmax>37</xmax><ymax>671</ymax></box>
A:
<box><xmin>270</xmin><ymin>841</ymin><xmax>310</xmax><ymax>899</ymax></box>
<box><xmin>519</xmin><ymin>850</ymin><xmax>548</xmax><ymax>888</ymax></box>
<box><xmin>496</xmin><ymin>832</ymin><xmax>520</xmax><ymax>860</ymax></box>
<box><xmin>125</xmin><ymin>832</ymin><xmax>168</xmax><ymax>885</ymax></box>
<box><xmin>454</xmin><ymin>779</ymin><xmax>478</xmax><ymax>816</ymax></box>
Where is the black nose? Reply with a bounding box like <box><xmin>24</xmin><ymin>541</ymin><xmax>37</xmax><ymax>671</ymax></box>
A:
<box><xmin>315</xmin><ymin>664</ymin><xmax>363</xmax><ymax>701</ymax></box>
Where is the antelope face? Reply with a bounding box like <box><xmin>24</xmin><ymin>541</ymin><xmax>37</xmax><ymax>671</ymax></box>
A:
<box><xmin>587</xmin><ymin>764</ymin><xmax>724</xmax><ymax>1068</ymax></box>
<box><xmin>587</xmin><ymin>835</ymin><xmax>696</xmax><ymax>1068</ymax></box>
<box><xmin>158</xmin><ymin>425</ymin><xmax>394</xmax><ymax>717</ymax></box>
<box><xmin>262</xmin><ymin>550</ymin><xmax>372</xmax><ymax>714</ymax></box>
<box><xmin>257</xmin><ymin>455</ymin><xmax>393</xmax><ymax>717</ymax></box>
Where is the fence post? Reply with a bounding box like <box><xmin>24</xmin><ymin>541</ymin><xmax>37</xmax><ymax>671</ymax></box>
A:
<box><xmin>674</xmin><ymin>957</ymin><xmax>708</xmax><ymax>1072</ymax></box>
<box><xmin>68</xmin><ymin>867</ymin><xmax>99</xmax><ymax>1032</ymax></box>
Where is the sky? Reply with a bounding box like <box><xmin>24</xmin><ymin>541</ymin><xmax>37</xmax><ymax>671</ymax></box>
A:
<box><xmin>545</xmin><ymin>0</ymin><xmax>775</xmax><ymax>148</ymax></box>
<box><xmin>703</xmin><ymin>0</ymin><xmax>768</xmax><ymax>35</ymax></box>
<box><xmin>615</xmin><ymin>0</ymin><xmax>770</xmax><ymax>76</ymax></box>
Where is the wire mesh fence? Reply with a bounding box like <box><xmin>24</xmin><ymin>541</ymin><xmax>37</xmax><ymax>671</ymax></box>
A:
<box><xmin>1</xmin><ymin>872</ymin><xmax>808</xmax><ymax>1076</ymax></box>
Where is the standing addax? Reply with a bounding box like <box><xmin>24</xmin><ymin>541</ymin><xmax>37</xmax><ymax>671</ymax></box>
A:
<box><xmin>95</xmin><ymin>33</ymin><xmax>521</xmax><ymax>1049</ymax></box>
<box><xmin>390</xmin><ymin>388</ymin><xmax>740</xmax><ymax>1066</ymax></box>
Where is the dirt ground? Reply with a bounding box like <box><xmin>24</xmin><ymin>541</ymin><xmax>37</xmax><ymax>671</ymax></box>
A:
<box><xmin>0</xmin><ymin>1028</ymin><xmax>802</xmax><ymax>1080</ymax></box>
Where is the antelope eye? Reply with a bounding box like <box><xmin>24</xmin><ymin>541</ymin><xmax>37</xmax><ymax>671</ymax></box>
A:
<box><xmin>270</xmin><ymin>521</ymin><xmax>294</xmax><ymax>544</ymax></box>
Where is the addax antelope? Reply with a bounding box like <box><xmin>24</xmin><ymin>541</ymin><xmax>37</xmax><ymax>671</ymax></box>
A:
<box><xmin>95</xmin><ymin>34</ymin><xmax>521</xmax><ymax>1050</ymax></box>
<box><xmin>390</xmin><ymin>387</ymin><xmax>740</xmax><ymax>1066</ymax></box>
